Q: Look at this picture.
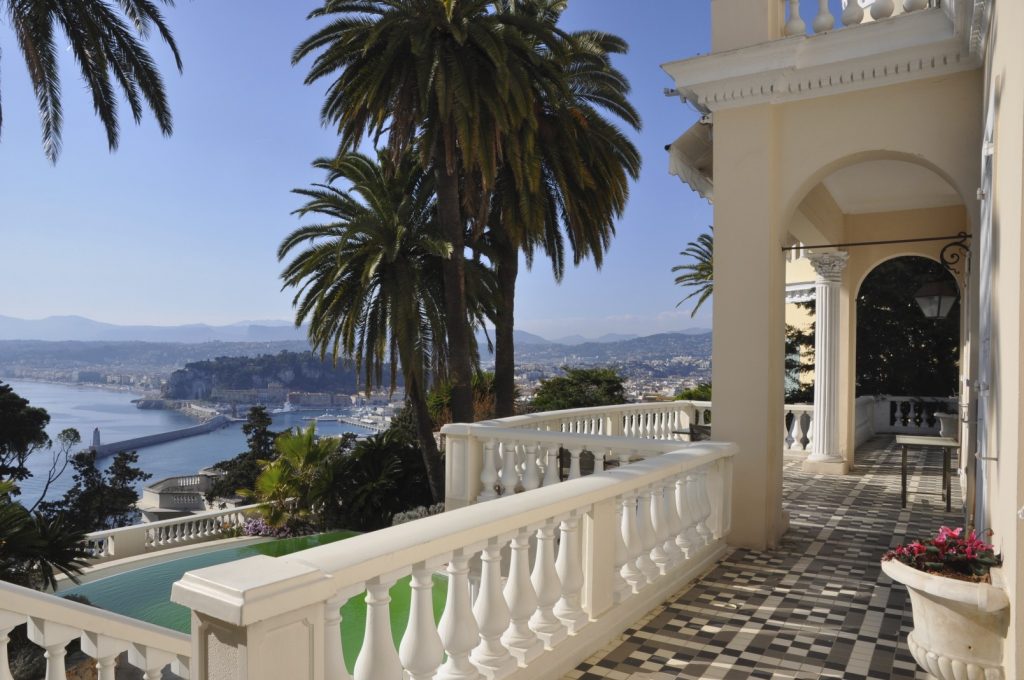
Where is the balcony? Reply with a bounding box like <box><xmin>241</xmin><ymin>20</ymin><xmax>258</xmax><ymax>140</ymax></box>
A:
<box><xmin>0</xmin><ymin>400</ymin><xmax>962</xmax><ymax>680</ymax></box>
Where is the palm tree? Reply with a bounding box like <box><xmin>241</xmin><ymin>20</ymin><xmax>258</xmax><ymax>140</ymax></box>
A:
<box><xmin>486</xmin><ymin>4</ymin><xmax>641</xmax><ymax>416</ymax></box>
<box><xmin>249</xmin><ymin>424</ymin><xmax>341</xmax><ymax>530</ymax></box>
<box><xmin>293</xmin><ymin>0</ymin><xmax>564</xmax><ymax>423</ymax></box>
<box><xmin>1</xmin><ymin>482</ymin><xmax>88</xmax><ymax>590</ymax></box>
<box><xmin>673</xmin><ymin>226</ymin><xmax>714</xmax><ymax>317</ymax></box>
<box><xmin>278</xmin><ymin>151</ymin><xmax>449</xmax><ymax>502</ymax></box>
<box><xmin>1</xmin><ymin>0</ymin><xmax>182</xmax><ymax>162</ymax></box>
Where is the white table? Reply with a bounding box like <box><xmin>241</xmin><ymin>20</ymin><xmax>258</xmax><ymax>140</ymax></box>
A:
<box><xmin>895</xmin><ymin>435</ymin><xmax>959</xmax><ymax>512</ymax></box>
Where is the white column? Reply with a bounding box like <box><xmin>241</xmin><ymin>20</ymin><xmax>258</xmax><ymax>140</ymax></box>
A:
<box><xmin>806</xmin><ymin>252</ymin><xmax>848</xmax><ymax>469</ymax></box>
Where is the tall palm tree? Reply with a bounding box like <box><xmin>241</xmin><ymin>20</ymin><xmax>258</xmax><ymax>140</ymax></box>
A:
<box><xmin>278</xmin><ymin>151</ymin><xmax>449</xmax><ymax>502</ymax></box>
<box><xmin>1</xmin><ymin>0</ymin><xmax>182</xmax><ymax>162</ymax></box>
<box><xmin>293</xmin><ymin>0</ymin><xmax>564</xmax><ymax>423</ymax></box>
<box><xmin>673</xmin><ymin>226</ymin><xmax>714</xmax><ymax>317</ymax></box>
<box><xmin>486</xmin><ymin>4</ymin><xmax>641</xmax><ymax>416</ymax></box>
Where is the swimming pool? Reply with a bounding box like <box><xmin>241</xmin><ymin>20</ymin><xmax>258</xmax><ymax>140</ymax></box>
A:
<box><xmin>63</xmin><ymin>531</ymin><xmax>447</xmax><ymax>671</ymax></box>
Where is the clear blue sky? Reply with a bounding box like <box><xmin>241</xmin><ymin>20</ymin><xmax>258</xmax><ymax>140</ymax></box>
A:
<box><xmin>0</xmin><ymin>1</ymin><xmax>732</xmax><ymax>338</ymax></box>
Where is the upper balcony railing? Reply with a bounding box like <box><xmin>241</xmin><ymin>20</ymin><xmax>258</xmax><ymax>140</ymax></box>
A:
<box><xmin>784</xmin><ymin>0</ymin><xmax>938</xmax><ymax>37</ymax></box>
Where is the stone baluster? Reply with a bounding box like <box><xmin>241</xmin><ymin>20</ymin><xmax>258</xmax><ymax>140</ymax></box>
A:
<box><xmin>619</xmin><ymin>494</ymin><xmax>645</xmax><ymax>592</ymax></box>
<box><xmin>904</xmin><ymin>0</ymin><xmax>927</xmax><ymax>10</ymax></box>
<box><xmin>354</xmin><ymin>579</ymin><xmax>404</xmax><ymax>680</ymax></box>
<box><xmin>478</xmin><ymin>440</ymin><xmax>499</xmax><ymax>501</ymax></box>
<box><xmin>617</xmin><ymin>451</ymin><xmax>632</xmax><ymax>468</ymax></box>
<box><xmin>324</xmin><ymin>591</ymin><xmax>354</xmax><ymax>680</ymax></box>
<box><xmin>696</xmin><ymin>470</ymin><xmax>715</xmax><ymax>543</ymax></box>
<box><xmin>499</xmin><ymin>441</ymin><xmax>521</xmax><ymax>495</ymax></box>
<box><xmin>634</xmin><ymin>489</ymin><xmax>659</xmax><ymax>583</ymax></box>
<box><xmin>400</xmin><ymin>565</ymin><xmax>443</xmax><ymax>680</ymax></box>
<box><xmin>785</xmin><ymin>0</ymin><xmax>806</xmax><ymax>35</ymax></box>
<box><xmin>529</xmin><ymin>521</ymin><xmax>567</xmax><ymax>648</ymax></box>
<box><xmin>612</xmin><ymin>498</ymin><xmax>632</xmax><ymax>603</ymax></box>
<box><xmin>127</xmin><ymin>643</ymin><xmax>176</xmax><ymax>680</ymax></box>
<box><xmin>471</xmin><ymin>539</ymin><xmax>516</xmax><ymax>678</ymax></box>
<box><xmin>684</xmin><ymin>475</ymin><xmax>710</xmax><ymax>548</ymax></box>
<box><xmin>81</xmin><ymin>633</ymin><xmax>127</xmax><ymax>680</ymax></box>
<box><xmin>675</xmin><ymin>476</ymin><xmax>698</xmax><ymax>559</ymax></box>
<box><xmin>541</xmin><ymin>446</ymin><xmax>560</xmax><ymax>487</ymax></box>
<box><xmin>648</xmin><ymin>483</ymin><xmax>671</xmax><ymax>576</ymax></box>
<box><xmin>871</xmin><ymin>0</ymin><xmax>895</xmax><ymax>19</ymax></box>
<box><xmin>553</xmin><ymin>513</ymin><xmax>588</xmax><ymax>633</ymax></box>
<box><xmin>841</xmin><ymin>0</ymin><xmax>864</xmax><ymax>25</ymax></box>
<box><xmin>436</xmin><ymin>551</ymin><xmax>482</xmax><ymax>680</ymax></box>
<box><xmin>521</xmin><ymin>444</ymin><xmax>541</xmax><ymax>491</ymax></box>
<box><xmin>28</xmin><ymin>617</ymin><xmax>78</xmax><ymax>680</ymax></box>
<box><xmin>661</xmin><ymin>478</ymin><xmax>685</xmax><ymax>568</ymax></box>
<box><xmin>567</xmin><ymin>447</ymin><xmax>582</xmax><ymax>480</ymax></box>
<box><xmin>593</xmin><ymin>450</ymin><xmax>606</xmax><ymax>474</ymax></box>
<box><xmin>502</xmin><ymin>528</ymin><xmax>543</xmax><ymax>664</ymax></box>
<box><xmin>812</xmin><ymin>0</ymin><xmax>834</xmax><ymax>32</ymax></box>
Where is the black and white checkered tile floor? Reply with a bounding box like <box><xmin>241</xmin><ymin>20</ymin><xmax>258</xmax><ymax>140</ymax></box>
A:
<box><xmin>565</xmin><ymin>436</ymin><xmax>961</xmax><ymax>680</ymax></box>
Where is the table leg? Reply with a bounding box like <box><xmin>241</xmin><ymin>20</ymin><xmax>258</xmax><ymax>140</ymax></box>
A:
<box><xmin>901</xmin><ymin>444</ymin><xmax>907</xmax><ymax>508</ymax></box>
<box><xmin>944</xmin><ymin>447</ymin><xmax>951</xmax><ymax>512</ymax></box>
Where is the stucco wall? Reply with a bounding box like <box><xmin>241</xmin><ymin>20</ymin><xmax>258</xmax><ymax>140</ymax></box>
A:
<box><xmin>980</xmin><ymin>1</ymin><xmax>1024</xmax><ymax>674</ymax></box>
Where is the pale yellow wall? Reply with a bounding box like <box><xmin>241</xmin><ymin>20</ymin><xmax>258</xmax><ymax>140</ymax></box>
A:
<box><xmin>712</xmin><ymin>103</ymin><xmax>788</xmax><ymax>551</ymax></box>
<box><xmin>980</xmin><ymin>1</ymin><xmax>1024</xmax><ymax>674</ymax></box>
<box><xmin>786</xmin><ymin>258</ymin><xmax>815</xmax><ymax>285</ymax></box>
<box><xmin>711</xmin><ymin>0</ymin><xmax>781</xmax><ymax>53</ymax></box>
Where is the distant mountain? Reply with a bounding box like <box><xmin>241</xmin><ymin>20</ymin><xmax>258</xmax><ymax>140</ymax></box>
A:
<box><xmin>554</xmin><ymin>333</ymin><xmax>639</xmax><ymax>345</ymax></box>
<box><xmin>512</xmin><ymin>330</ymin><xmax>712</xmax><ymax>365</ymax></box>
<box><xmin>475</xmin><ymin>329</ymin><xmax>554</xmax><ymax>351</ymax></box>
<box><xmin>679</xmin><ymin>327</ymin><xmax>712</xmax><ymax>335</ymax></box>
<box><xmin>0</xmin><ymin>315</ymin><xmax>308</xmax><ymax>343</ymax></box>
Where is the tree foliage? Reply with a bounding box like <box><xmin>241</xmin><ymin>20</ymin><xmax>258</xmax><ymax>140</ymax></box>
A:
<box><xmin>206</xmin><ymin>407</ymin><xmax>278</xmax><ymax>503</ymax></box>
<box><xmin>676</xmin><ymin>383</ymin><xmax>711</xmax><ymax>401</ymax></box>
<box><xmin>40</xmin><ymin>450</ymin><xmax>151</xmax><ymax>532</ymax></box>
<box><xmin>673</xmin><ymin>226</ymin><xmax>713</xmax><ymax>317</ymax></box>
<box><xmin>0</xmin><ymin>482</ymin><xmax>89</xmax><ymax>590</ymax></box>
<box><xmin>0</xmin><ymin>0</ymin><xmax>183</xmax><ymax>162</ymax></box>
<box><xmin>856</xmin><ymin>257</ymin><xmax>959</xmax><ymax>396</ymax></box>
<box><xmin>0</xmin><ymin>382</ymin><xmax>52</xmax><ymax>485</ymax></box>
<box><xmin>531</xmin><ymin>367</ymin><xmax>626</xmax><ymax>412</ymax></box>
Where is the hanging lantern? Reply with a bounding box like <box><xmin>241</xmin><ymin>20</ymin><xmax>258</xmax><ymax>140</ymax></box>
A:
<box><xmin>913</xmin><ymin>280</ymin><xmax>959</xmax><ymax>319</ymax></box>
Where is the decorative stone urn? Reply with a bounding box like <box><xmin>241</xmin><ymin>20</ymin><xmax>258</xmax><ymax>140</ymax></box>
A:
<box><xmin>882</xmin><ymin>559</ymin><xmax>1010</xmax><ymax>679</ymax></box>
<box><xmin>936</xmin><ymin>412</ymin><xmax>959</xmax><ymax>439</ymax></box>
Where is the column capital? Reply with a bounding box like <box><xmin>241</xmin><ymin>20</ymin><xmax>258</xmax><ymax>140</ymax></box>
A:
<box><xmin>808</xmin><ymin>251</ymin><xmax>849</xmax><ymax>283</ymax></box>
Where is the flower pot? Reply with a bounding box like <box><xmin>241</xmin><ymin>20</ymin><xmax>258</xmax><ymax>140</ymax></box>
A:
<box><xmin>881</xmin><ymin>559</ymin><xmax>1010</xmax><ymax>679</ymax></box>
<box><xmin>936</xmin><ymin>412</ymin><xmax>959</xmax><ymax>439</ymax></box>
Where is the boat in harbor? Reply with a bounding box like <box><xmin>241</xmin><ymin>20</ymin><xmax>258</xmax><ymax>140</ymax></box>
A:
<box><xmin>271</xmin><ymin>400</ymin><xmax>296</xmax><ymax>414</ymax></box>
<box><xmin>302</xmin><ymin>411</ymin><xmax>337</xmax><ymax>421</ymax></box>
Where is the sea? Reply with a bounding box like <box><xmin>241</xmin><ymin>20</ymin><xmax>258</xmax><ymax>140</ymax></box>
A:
<box><xmin>6</xmin><ymin>379</ymin><xmax>373</xmax><ymax>504</ymax></box>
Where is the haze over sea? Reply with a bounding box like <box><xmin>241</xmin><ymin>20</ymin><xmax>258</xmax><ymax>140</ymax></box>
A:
<box><xmin>8</xmin><ymin>379</ymin><xmax>372</xmax><ymax>503</ymax></box>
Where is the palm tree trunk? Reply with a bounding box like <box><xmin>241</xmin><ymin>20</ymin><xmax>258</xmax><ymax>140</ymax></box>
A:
<box><xmin>396</xmin><ymin>335</ymin><xmax>446</xmax><ymax>503</ymax></box>
<box><xmin>493</xmin><ymin>231</ymin><xmax>519</xmax><ymax>418</ymax></box>
<box><xmin>434</xmin><ymin>150</ymin><xmax>475</xmax><ymax>424</ymax></box>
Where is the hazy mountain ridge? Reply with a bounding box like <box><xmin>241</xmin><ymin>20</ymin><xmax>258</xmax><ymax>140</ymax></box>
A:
<box><xmin>0</xmin><ymin>315</ymin><xmax>308</xmax><ymax>343</ymax></box>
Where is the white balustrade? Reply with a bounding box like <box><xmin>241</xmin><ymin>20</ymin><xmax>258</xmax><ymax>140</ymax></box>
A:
<box><xmin>0</xmin><ymin>581</ymin><xmax>189</xmax><ymax>680</ymax></box>
<box><xmin>170</xmin><ymin>443</ymin><xmax>736</xmax><ymax>680</ymax></box>
<box><xmin>83</xmin><ymin>504</ymin><xmax>259</xmax><ymax>564</ymax></box>
<box><xmin>784</xmin><ymin>405</ymin><xmax>813</xmax><ymax>452</ymax></box>
<box><xmin>784</xmin><ymin>0</ymin><xmax>935</xmax><ymax>36</ymax></box>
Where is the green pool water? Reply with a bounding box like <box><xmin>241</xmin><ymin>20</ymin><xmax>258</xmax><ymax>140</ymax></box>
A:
<box><xmin>64</xmin><ymin>532</ymin><xmax>448</xmax><ymax>672</ymax></box>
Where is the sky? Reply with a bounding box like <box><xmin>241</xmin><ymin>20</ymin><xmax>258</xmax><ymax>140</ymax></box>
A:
<box><xmin>0</xmin><ymin>1</ymin><xmax>727</xmax><ymax>339</ymax></box>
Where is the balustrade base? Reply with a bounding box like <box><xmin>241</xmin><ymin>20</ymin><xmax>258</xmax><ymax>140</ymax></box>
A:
<box><xmin>533</xmin><ymin>626</ymin><xmax>568</xmax><ymax>651</ymax></box>
<box><xmin>472</xmin><ymin>653</ymin><xmax>518</xmax><ymax>680</ymax></box>
<box><xmin>801</xmin><ymin>457</ymin><xmax>849</xmax><ymax>475</ymax></box>
<box><xmin>503</xmin><ymin>637</ymin><xmax>544</xmax><ymax>666</ymax></box>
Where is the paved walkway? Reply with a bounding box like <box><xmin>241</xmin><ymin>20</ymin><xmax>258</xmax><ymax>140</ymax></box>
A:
<box><xmin>566</xmin><ymin>436</ymin><xmax>962</xmax><ymax>679</ymax></box>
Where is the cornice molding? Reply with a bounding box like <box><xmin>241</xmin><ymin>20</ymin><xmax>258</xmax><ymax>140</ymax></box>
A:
<box><xmin>662</xmin><ymin>8</ymin><xmax>983</xmax><ymax>113</ymax></box>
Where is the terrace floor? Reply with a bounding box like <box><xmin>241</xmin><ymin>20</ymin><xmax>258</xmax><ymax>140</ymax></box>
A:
<box><xmin>566</xmin><ymin>435</ymin><xmax>961</xmax><ymax>680</ymax></box>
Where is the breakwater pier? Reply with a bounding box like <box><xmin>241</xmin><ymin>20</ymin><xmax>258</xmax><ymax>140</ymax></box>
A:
<box><xmin>93</xmin><ymin>415</ymin><xmax>231</xmax><ymax>457</ymax></box>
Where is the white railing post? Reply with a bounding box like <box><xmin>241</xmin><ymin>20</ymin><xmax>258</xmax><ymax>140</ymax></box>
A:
<box><xmin>785</xmin><ymin>0</ymin><xmax>806</xmax><ymax>35</ymax></box>
<box><xmin>399</xmin><ymin>564</ymin><xmax>444</xmax><ymax>680</ymax></box>
<box><xmin>813</xmin><ymin>0</ymin><xmax>835</xmax><ymax>32</ymax></box>
<box><xmin>471</xmin><ymin>538</ymin><xmax>516</xmax><ymax>678</ymax></box>
<box><xmin>582</xmin><ymin>498</ymin><xmax>618</xmax><ymax>618</ymax></box>
<box><xmin>529</xmin><ymin>521</ymin><xmax>567</xmax><ymax>648</ymax></box>
<box><xmin>324</xmin><ymin>591</ymin><xmax>354</xmax><ymax>680</ymax></box>
<box><xmin>479</xmin><ymin>439</ymin><xmax>499</xmax><ymax>501</ymax></box>
<box><xmin>842</xmin><ymin>0</ymin><xmax>865</xmax><ymax>25</ymax></box>
<box><xmin>498</xmin><ymin>441</ymin><xmax>521</xmax><ymax>496</ymax></box>
<box><xmin>553</xmin><ymin>512</ymin><xmax>588</xmax><ymax>634</ymax></box>
<box><xmin>28</xmin><ymin>618</ymin><xmax>77</xmax><ymax>680</ymax></box>
<box><xmin>436</xmin><ymin>551</ymin><xmax>482</xmax><ymax>680</ymax></box>
<box><xmin>541</xmin><ymin>445</ymin><xmax>560</xmax><ymax>487</ymax></box>
<box><xmin>634</xmin><ymin>489</ymin><xmax>659</xmax><ymax>584</ymax></box>
<box><xmin>611</xmin><ymin>498</ymin><xmax>632</xmax><ymax>603</ymax></box>
<box><xmin>80</xmin><ymin>633</ymin><xmax>128</xmax><ymax>680</ymax></box>
<box><xmin>522</xmin><ymin>443</ymin><xmax>541</xmax><ymax>491</ymax></box>
<box><xmin>0</xmin><ymin>618</ymin><xmax>17</xmax><ymax>680</ymax></box>
<box><xmin>354</xmin><ymin>577</ymin><xmax>403</xmax><ymax>680</ymax></box>
<box><xmin>649</xmin><ymin>482</ymin><xmax>671</xmax><ymax>576</ymax></box>
<box><xmin>502</xmin><ymin>528</ymin><xmax>543</xmax><ymax>665</ymax></box>
<box><xmin>619</xmin><ymin>493</ymin><xmax>645</xmax><ymax>593</ymax></box>
<box><xmin>567</xmin><ymin>446</ymin><xmax>582</xmax><ymax>480</ymax></box>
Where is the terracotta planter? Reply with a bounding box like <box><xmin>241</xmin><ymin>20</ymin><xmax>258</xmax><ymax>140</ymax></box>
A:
<box><xmin>882</xmin><ymin>559</ymin><xmax>1009</xmax><ymax>679</ymax></box>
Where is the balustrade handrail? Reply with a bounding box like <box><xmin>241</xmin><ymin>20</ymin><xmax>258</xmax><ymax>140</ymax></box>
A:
<box><xmin>275</xmin><ymin>444</ymin><xmax>733</xmax><ymax>587</ymax></box>
<box><xmin>84</xmin><ymin>503</ymin><xmax>262</xmax><ymax>543</ymax></box>
<box><xmin>441</xmin><ymin>423</ymin><xmax>687</xmax><ymax>458</ymax></box>
<box><xmin>474</xmin><ymin>400</ymin><xmax>711</xmax><ymax>432</ymax></box>
<box><xmin>0</xmin><ymin>580</ymin><xmax>190</xmax><ymax>656</ymax></box>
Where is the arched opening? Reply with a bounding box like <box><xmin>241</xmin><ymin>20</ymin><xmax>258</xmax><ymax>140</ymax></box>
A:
<box><xmin>856</xmin><ymin>256</ymin><xmax>961</xmax><ymax>432</ymax></box>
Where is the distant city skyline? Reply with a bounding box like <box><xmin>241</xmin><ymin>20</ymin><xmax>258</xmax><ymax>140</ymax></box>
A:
<box><xmin>0</xmin><ymin>1</ymin><xmax>733</xmax><ymax>337</ymax></box>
